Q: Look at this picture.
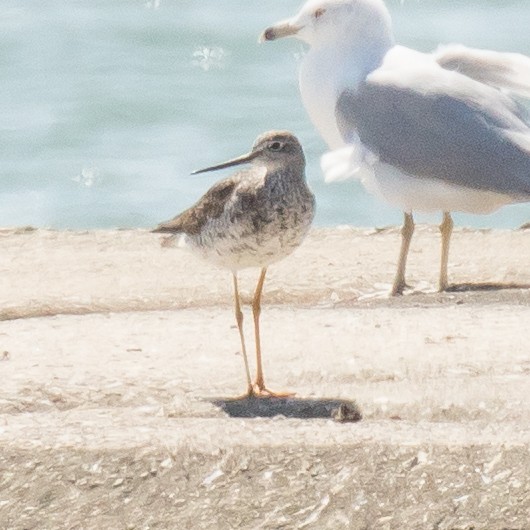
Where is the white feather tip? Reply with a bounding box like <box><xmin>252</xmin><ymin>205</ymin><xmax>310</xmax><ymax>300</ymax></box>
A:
<box><xmin>321</xmin><ymin>146</ymin><xmax>363</xmax><ymax>183</ymax></box>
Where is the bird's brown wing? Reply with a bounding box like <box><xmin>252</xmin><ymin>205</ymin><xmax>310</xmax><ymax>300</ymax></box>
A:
<box><xmin>152</xmin><ymin>177</ymin><xmax>238</xmax><ymax>236</ymax></box>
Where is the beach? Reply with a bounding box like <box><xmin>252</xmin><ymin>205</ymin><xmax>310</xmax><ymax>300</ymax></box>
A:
<box><xmin>1</xmin><ymin>226</ymin><xmax>529</xmax><ymax>529</ymax></box>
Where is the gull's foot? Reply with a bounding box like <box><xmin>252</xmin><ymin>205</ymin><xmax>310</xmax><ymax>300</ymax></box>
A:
<box><xmin>438</xmin><ymin>279</ymin><xmax>450</xmax><ymax>292</ymax></box>
<box><xmin>391</xmin><ymin>280</ymin><xmax>412</xmax><ymax>296</ymax></box>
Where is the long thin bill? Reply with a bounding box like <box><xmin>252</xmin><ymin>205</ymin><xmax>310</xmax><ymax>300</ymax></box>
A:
<box><xmin>191</xmin><ymin>150</ymin><xmax>260</xmax><ymax>175</ymax></box>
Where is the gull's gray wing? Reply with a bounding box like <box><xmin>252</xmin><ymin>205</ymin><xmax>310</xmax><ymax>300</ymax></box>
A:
<box><xmin>336</xmin><ymin>66</ymin><xmax>530</xmax><ymax>198</ymax></box>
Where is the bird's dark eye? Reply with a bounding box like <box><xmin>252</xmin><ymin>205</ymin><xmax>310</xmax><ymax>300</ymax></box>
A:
<box><xmin>314</xmin><ymin>8</ymin><xmax>326</xmax><ymax>19</ymax></box>
<box><xmin>269</xmin><ymin>141</ymin><xmax>283</xmax><ymax>151</ymax></box>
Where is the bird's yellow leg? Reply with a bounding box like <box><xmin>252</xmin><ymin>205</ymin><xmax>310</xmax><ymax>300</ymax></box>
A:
<box><xmin>439</xmin><ymin>211</ymin><xmax>454</xmax><ymax>292</ymax></box>
<box><xmin>391</xmin><ymin>211</ymin><xmax>415</xmax><ymax>296</ymax></box>
<box><xmin>251</xmin><ymin>267</ymin><xmax>294</xmax><ymax>398</ymax></box>
<box><xmin>232</xmin><ymin>273</ymin><xmax>253</xmax><ymax>397</ymax></box>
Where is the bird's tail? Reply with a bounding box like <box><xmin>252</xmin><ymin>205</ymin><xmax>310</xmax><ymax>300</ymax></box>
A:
<box><xmin>152</xmin><ymin>218</ymin><xmax>188</xmax><ymax>247</ymax></box>
<box><xmin>151</xmin><ymin>216</ymin><xmax>185</xmax><ymax>234</ymax></box>
<box><xmin>152</xmin><ymin>225</ymin><xmax>174</xmax><ymax>234</ymax></box>
<box><xmin>151</xmin><ymin>223</ymin><xmax>187</xmax><ymax>248</ymax></box>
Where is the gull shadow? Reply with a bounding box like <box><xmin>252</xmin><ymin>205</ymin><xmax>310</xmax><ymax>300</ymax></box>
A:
<box><xmin>210</xmin><ymin>396</ymin><xmax>362</xmax><ymax>422</ymax></box>
<box><xmin>446</xmin><ymin>282</ymin><xmax>530</xmax><ymax>293</ymax></box>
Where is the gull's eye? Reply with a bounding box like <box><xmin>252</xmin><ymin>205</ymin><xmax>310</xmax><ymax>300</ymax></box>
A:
<box><xmin>314</xmin><ymin>8</ymin><xmax>326</xmax><ymax>19</ymax></box>
<box><xmin>269</xmin><ymin>141</ymin><xmax>284</xmax><ymax>151</ymax></box>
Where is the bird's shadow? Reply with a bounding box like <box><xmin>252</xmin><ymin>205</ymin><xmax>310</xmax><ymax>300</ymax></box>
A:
<box><xmin>209</xmin><ymin>396</ymin><xmax>362</xmax><ymax>422</ymax></box>
<box><xmin>445</xmin><ymin>282</ymin><xmax>530</xmax><ymax>293</ymax></box>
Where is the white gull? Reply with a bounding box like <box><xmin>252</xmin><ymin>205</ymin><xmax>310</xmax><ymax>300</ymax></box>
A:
<box><xmin>261</xmin><ymin>0</ymin><xmax>530</xmax><ymax>294</ymax></box>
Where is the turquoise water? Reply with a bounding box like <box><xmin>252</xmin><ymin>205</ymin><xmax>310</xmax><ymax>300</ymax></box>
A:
<box><xmin>2</xmin><ymin>0</ymin><xmax>529</xmax><ymax>229</ymax></box>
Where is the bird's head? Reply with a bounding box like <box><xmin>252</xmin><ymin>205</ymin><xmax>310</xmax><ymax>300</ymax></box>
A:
<box><xmin>251</xmin><ymin>131</ymin><xmax>306</xmax><ymax>168</ymax></box>
<box><xmin>192</xmin><ymin>131</ymin><xmax>305</xmax><ymax>175</ymax></box>
<box><xmin>260</xmin><ymin>0</ymin><xmax>392</xmax><ymax>49</ymax></box>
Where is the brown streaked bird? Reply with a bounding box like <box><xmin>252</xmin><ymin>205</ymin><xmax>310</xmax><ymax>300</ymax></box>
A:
<box><xmin>153</xmin><ymin>131</ymin><xmax>315</xmax><ymax>398</ymax></box>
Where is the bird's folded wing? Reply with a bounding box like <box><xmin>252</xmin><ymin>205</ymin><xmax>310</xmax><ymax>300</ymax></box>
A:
<box><xmin>335</xmin><ymin>65</ymin><xmax>530</xmax><ymax>197</ymax></box>
<box><xmin>434</xmin><ymin>44</ymin><xmax>530</xmax><ymax>99</ymax></box>
<box><xmin>153</xmin><ymin>178</ymin><xmax>238</xmax><ymax>235</ymax></box>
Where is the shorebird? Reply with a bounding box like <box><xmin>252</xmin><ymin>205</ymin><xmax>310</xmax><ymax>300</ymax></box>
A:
<box><xmin>262</xmin><ymin>0</ymin><xmax>530</xmax><ymax>295</ymax></box>
<box><xmin>153</xmin><ymin>131</ymin><xmax>315</xmax><ymax>397</ymax></box>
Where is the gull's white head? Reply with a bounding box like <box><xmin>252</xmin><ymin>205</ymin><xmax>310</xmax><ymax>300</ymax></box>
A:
<box><xmin>261</xmin><ymin>0</ymin><xmax>393</xmax><ymax>49</ymax></box>
<box><xmin>262</xmin><ymin>0</ymin><xmax>395</xmax><ymax>149</ymax></box>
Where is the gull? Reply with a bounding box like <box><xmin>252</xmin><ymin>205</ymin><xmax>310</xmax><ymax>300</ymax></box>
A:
<box><xmin>153</xmin><ymin>131</ymin><xmax>315</xmax><ymax>397</ymax></box>
<box><xmin>261</xmin><ymin>0</ymin><xmax>530</xmax><ymax>294</ymax></box>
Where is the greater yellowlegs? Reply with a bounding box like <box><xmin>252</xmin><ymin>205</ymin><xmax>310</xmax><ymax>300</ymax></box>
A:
<box><xmin>154</xmin><ymin>131</ymin><xmax>315</xmax><ymax>397</ymax></box>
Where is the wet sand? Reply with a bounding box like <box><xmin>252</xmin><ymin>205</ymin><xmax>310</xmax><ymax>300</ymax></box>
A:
<box><xmin>1</xmin><ymin>226</ymin><xmax>529</xmax><ymax>529</ymax></box>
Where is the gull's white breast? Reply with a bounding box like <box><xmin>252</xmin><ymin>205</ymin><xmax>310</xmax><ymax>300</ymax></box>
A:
<box><xmin>299</xmin><ymin>47</ymin><xmax>357</xmax><ymax>150</ymax></box>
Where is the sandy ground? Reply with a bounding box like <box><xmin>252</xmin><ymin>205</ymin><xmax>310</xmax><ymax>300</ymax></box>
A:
<box><xmin>1</xmin><ymin>226</ymin><xmax>529</xmax><ymax>529</ymax></box>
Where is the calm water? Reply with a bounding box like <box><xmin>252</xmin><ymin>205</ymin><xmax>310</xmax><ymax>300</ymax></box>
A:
<box><xmin>2</xmin><ymin>0</ymin><xmax>530</xmax><ymax>229</ymax></box>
